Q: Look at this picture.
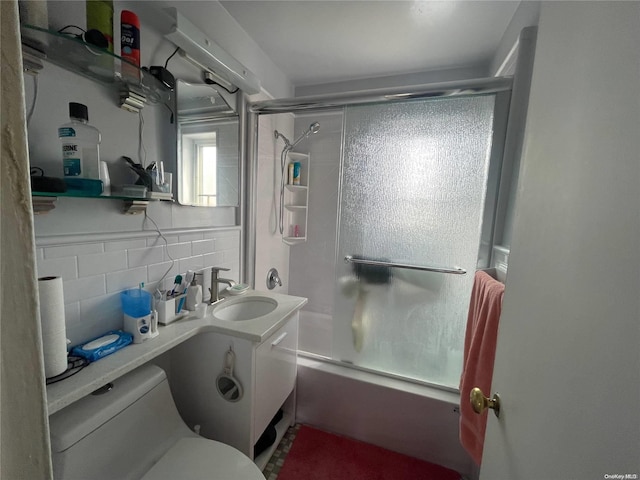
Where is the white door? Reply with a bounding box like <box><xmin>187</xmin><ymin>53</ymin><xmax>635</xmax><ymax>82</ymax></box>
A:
<box><xmin>481</xmin><ymin>3</ymin><xmax>640</xmax><ymax>479</ymax></box>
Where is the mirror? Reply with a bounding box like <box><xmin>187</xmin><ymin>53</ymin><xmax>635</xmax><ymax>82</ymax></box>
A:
<box><xmin>176</xmin><ymin>80</ymin><xmax>239</xmax><ymax>207</ymax></box>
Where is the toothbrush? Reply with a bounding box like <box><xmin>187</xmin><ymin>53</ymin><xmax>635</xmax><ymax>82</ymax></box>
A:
<box><xmin>170</xmin><ymin>275</ymin><xmax>182</xmax><ymax>296</ymax></box>
<box><xmin>176</xmin><ymin>286</ymin><xmax>187</xmax><ymax>312</ymax></box>
<box><xmin>176</xmin><ymin>273</ymin><xmax>191</xmax><ymax>312</ymax></box>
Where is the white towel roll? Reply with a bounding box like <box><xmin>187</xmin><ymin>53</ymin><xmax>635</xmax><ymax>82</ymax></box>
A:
<box><xmin>38</xmin><ymin>276</ymin><xmax>68</xmax><ymax>378</ymax></box>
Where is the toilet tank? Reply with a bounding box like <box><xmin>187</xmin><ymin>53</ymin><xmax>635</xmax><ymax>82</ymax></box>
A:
<box><xmin>49</xmin><ymin>363</ymin><xmax>193</xmax><ymax>480</ymax></box>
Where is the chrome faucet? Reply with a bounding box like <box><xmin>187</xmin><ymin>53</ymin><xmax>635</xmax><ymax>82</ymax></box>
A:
<box><xmin>209</xmin><ymin>267</ymin><xmax>236</xmax><ymax>305</ymax></box>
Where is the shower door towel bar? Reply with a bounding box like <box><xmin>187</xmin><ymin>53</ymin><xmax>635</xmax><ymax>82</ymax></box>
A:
<box><xmin>344</xmin><ymin>255</ymin><xmax>466</xmax><ymax>275</ymax></box>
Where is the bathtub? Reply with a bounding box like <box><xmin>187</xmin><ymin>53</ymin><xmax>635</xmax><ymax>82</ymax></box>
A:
<box><xmin>295</xmin><ymin>311</ymin><xmax>478</xmax><ymax>479</ymax></box>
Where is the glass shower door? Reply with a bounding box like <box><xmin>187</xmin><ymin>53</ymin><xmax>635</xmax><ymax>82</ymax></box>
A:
<box><xmin>333</xmin><ymin>95</ymin><xmax>498</xmax><ymax>388</ymax></box>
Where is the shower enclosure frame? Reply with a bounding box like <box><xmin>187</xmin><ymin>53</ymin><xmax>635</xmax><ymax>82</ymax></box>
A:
<box><xmin>246</xmin><ymin>75</ymin><xmax>513</xmax><ymax>290</ymax></box>
<box><xmin>245</xmin><ymin>77</ymin><xmax>513</xmax><ymax>389</ymax></box>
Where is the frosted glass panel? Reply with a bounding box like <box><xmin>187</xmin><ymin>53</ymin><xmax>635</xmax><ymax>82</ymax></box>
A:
<box><xmin>333</xmin><ymin>96</ymin><xmax>496</xmax><ymax>388</ymax></box>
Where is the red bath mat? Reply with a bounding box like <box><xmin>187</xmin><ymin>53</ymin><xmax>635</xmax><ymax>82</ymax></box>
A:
<box><xmin>277</xmin><ymin>425</ymin><xmax>460</xmax><ymax>480</ymax></box>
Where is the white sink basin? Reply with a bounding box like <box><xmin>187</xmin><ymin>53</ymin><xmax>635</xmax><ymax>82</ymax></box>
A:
<box><xmin>213</xmin><ymin>296</ymin><xmax>278</xmax><ymax>321</ymax></box>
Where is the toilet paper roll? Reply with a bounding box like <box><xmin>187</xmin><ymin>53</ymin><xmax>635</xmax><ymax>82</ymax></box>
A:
<box><xmin>38</xmin><ymin>276</ymin><xmax>68</xmax><ymax>378</ymax></box>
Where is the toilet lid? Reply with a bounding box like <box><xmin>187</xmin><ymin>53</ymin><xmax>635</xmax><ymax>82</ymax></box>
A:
<box><xmin>141</xmin><ymin>437</ymin><xmax>264</xmax><ymax>480</ymax></box>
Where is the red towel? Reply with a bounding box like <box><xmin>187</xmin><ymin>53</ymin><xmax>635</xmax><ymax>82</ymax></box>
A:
<box><xmin>459</xmin><ymin>270</ymin><xmax>505</xmax><ymax>465</ymax></box>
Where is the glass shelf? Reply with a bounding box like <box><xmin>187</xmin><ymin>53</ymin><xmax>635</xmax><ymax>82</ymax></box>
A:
<box><xmin>21</xmin><ymin>24</ymin><xmax>170</xmax><ymax>105</ymax></box>
<box><xmin>32</xmin><ymin>191</ymin><xmax>149</xmax><ymax>201</ymax></box>
<box><xmin>31</xmin><ymin>191</ymin><xmax>173</xmax><ymax>215</ymax></box>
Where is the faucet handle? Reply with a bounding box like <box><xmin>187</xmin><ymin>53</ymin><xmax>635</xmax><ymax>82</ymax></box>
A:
<box><xmin>211</xmin><ymin>267</ymin><xmax>230</xmax><ymax>273</ymax></box>
<box><xmin>267</xmin><ymin>268</ymin><xmax>282</xmax><ymax>290</ymax></box>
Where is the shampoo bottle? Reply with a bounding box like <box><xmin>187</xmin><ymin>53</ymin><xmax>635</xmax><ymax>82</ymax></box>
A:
<box><xmin>59</xmin><ymin>102</ymin><xmax>101</xmax><ymax>179</ymax></box>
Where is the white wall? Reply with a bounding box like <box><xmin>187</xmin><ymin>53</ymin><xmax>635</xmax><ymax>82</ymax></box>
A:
<box><xmin>253</xmin><ymin>112</ymin><xmax>293</xmax><ymax>294</ymax></box>
<box><xmin>288</xmin><ymin>111</ymin><xmax>342</xmax><ymax>313</ymax></box>
<box><xmin>489</xmin><ymin>1</ymin><xmax>540</xmax><ymax>76</ymax></box>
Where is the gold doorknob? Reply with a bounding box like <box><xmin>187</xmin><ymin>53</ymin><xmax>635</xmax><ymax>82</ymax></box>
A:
<box><xmin>470</xmin><ymin>387</ymin><xmax>501</xmax><ymax>418</ymax></box>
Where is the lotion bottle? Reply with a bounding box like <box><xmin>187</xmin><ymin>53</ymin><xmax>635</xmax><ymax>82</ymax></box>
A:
<box><xmin>185</xmin><ymin>274</ymin><xmax>202</xmax><ymax>311</ymax></box>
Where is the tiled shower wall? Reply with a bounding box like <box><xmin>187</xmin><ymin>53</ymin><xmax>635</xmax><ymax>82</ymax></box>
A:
<box><xmin>35</xmin><ymin>228</ymin><xmax>240</xmax><ymax>347</ymax></box>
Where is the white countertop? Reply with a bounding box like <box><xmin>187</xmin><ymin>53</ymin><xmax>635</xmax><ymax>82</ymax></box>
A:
<box><xmin>46</xmin><ymin>290</ymin><xmax>307</xmax><ymax>415</ymax></box>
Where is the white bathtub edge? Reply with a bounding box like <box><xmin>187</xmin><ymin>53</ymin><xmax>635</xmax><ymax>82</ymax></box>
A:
<box><xmin>296</xmin><ymin>355</ymin><xmax>476</xmax><ymax>479</ymax></box>
<box><xmin>297</xmin><ymin>355</ymin><xmax>461</xmax><ymax>405</ymax></box>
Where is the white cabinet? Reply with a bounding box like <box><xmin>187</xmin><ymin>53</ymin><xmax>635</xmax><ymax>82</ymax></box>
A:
<box><xmin>254</xmin><ymin>320</ymin><xmax>298</xmax><ymax>439</ymax></box>
<box><xmin>283</xmin><ymin>152</ymin><xmax>310</xmax><ymax>245</ymax></box>
<box><xmin>168</xmin><ymin>313</ymin><xmax>299</xmax><ymax>470</ymax></box>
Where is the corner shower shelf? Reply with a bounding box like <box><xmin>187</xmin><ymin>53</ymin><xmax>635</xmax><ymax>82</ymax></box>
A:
<box><xmin>283</xmin><ymin>236</ymin><xmax>307</xmax><ymax>244</ymax></box>
<box><xmin>284</xmin><ymin>205</ymin><xmax>307</xmax><ymax>212</ymax></box>
<box><xmin>282</xmin><ymin>152</ymin><xmax>310</xmax><ymax>245</ymax></box>
<box><xmin>20</xmin><ymin>24</ymin><xmax>171</xmax><ymax>110</ymax></box>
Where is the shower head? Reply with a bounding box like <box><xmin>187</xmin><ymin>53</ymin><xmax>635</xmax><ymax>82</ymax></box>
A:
<box><xmin>274</xmin><ymin>122</ymin><xmax>320</xmax><ymax>151</ymax></box>
<box><xmin>309</xmin><ymin>122</ymin><xmax>320</xmax><ymax>134</ymax></box>
<box><xmin>290</xmin><ymin>122</ymin><xmax>320</xmax><ymax>148</ymax></box>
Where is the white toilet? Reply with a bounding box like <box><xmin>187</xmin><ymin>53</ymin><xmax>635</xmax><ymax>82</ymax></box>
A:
<box><xmin>48</xmin><ymin>363</ymin><xmax>265</xmax><ymax>480</ymax></box>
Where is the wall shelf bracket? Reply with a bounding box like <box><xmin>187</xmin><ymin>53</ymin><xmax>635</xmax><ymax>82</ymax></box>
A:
<box><xmin>32</xmin><ymin>197</ymin><xmax>56</xmax><ymax>215</ymax></box>
<box><xmin>123</xmin><ymin>200</ymin><xmax>149</xmax><ymax>215</ymax></box>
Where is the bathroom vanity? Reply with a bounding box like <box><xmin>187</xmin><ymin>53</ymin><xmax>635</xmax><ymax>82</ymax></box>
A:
<box><xmin>45</xmin><ymin>290</ymin><xmax>306</xmax><ymax>470</ymax></box>
<box><xmin>169</xmin><ymin>309</ymin><xmax>299</xmax><ymax>469</ymax></box>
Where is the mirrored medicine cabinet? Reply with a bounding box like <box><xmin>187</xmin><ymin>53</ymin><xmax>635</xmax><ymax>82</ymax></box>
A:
<box><xmin>175</xmin><ymin>80</ymin><xmax>241</xmax><ymax>207</ymax></box>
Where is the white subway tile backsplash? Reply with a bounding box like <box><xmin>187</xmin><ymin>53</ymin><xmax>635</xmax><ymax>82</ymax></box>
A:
<box><xmin>203</xmin><ymin>251</ymin><xmax>224</xmax><ymax>266</ymax></box>
<box><xmin>127</xmin><ymin>245</ymin><xmax>164</xmax><ymax>268</ymax></box>
<box><xmin>106</xmin><ymin>266</ymin><xmax>148</xmax><ymax>293</ymax></box>
<box><xmin>215</xmin><ymin>235</ymin><xmax>239</xmax><ymax>251</ymax></box>
<box><xmin>44</xmin><ymin>242</ymin><xmax>103</xmax><ymax>259</ymax></box>
<box><xmin>80</xmin><ymin>293</ymin><xmax>122</xmax><ymax>322</ymax></box>
<box><xmin>179</xmin><ymin>255</ymin><xmax>204</xmax><ymax>274</ymax></box>
<box><xmin>78</xmin><ymin>250</ymin><xmax>127</xmax><ymax>277</ymax></box>
<box><xmin>75</xmin><ymin>293</ymin><xmax>123</xmax><ymax>345</ymax></box>
<box><xmin>223</xmin><ymin>249</ymin><xmax>240</xmax><ymax>263</ymax></box>
<box><xmin>64</xmin><ymin>301</ymin><xmax>81</xmax><ymax>327</ymax></box>
<box><xmin>40</xmin><ymin>228</ymin><xmax>239</xmax><ymax>347</ymax></box>
<box><xmin>37</xmin><ymin>256</ymin><xmax>78</xmax><ymax>280</ymax></box>
<box><xmin>166</xmin><ymin>242</ymin><xmax>192</xmax><ymax>260</ymax></box>
<box><xmin>192</xmin><ymin>239</ymin><xmax>215</xmax><ymax>255</ymax></box>
<box><xmin>67</xmin><ymin>322</ymin><xmax>103</xmax><ymax>349</ymax></box>
<box><xmin>147</xmin><ymin>235</ymin><xmax>179</xmax><ymax>247</ymax></box>
<box><xmin>148</xmin><ymin>260</ymin><xmax>179</xmax><ymax>284</ymax></box>
<box><xmin>179</xmin><ymin>232</ymin><xmax>204</xmax><ymax>243</ymax></box>
<box><xmin>104</xmin><ymin>238</ymin><xmax>147</xmax><ymax>252</ymax></box>
<box><xmin>62</xmin><ymin>275</ymin><xmax>106</xmax><ymax>303</ymax></box>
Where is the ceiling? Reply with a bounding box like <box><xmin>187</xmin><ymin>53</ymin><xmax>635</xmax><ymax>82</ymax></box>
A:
<box><xmin>219</xmin><ymin>0</ymin><xmax>521</xmax><ymax>87</ymax></box>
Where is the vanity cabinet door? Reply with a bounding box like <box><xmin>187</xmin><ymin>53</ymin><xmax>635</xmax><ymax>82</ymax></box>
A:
<box><xmin>254</xmin><ymin>313</ymin><xmax>298</xmax><ymax>440</ymax></box>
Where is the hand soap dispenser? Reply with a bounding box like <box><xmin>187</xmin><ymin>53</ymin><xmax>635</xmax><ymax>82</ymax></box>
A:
<box><xmin>185</xmin><ymin>273</ymin><xmax>202</xmax><ymax>311</ymax></box>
